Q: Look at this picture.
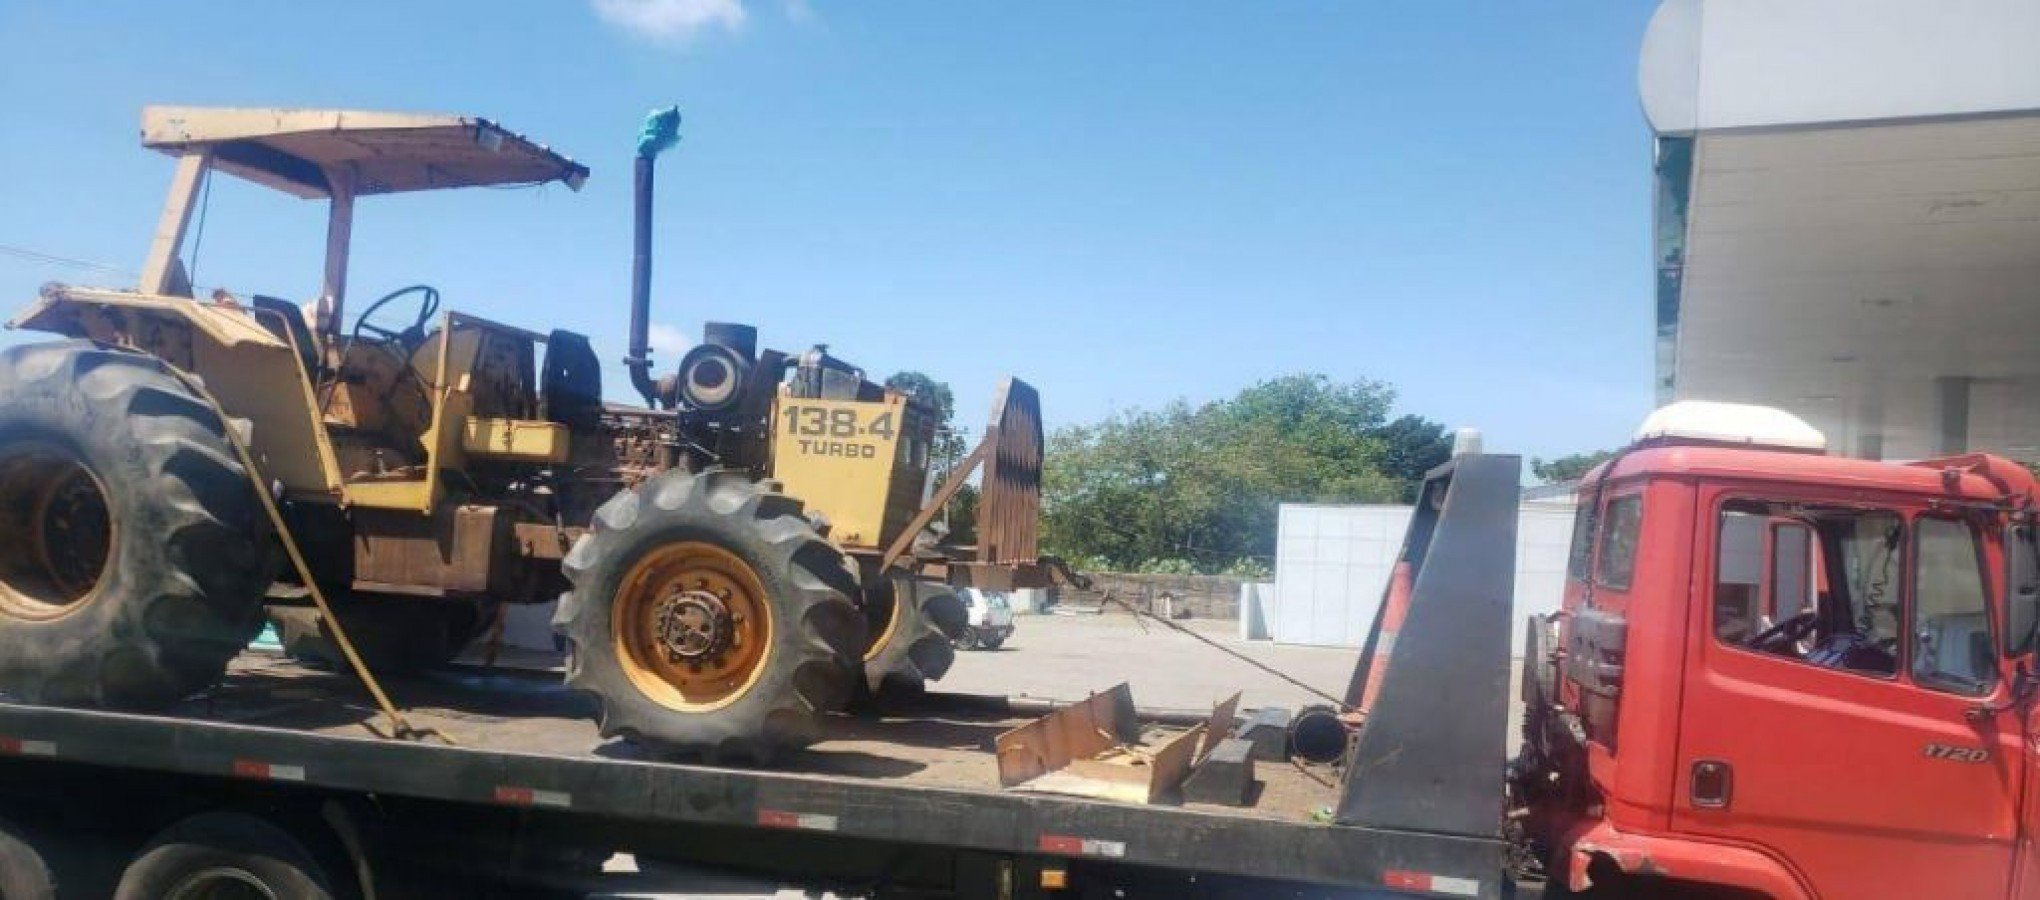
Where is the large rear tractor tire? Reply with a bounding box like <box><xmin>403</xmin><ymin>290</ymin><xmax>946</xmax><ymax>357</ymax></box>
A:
<box><xmin>0</xmin><ymin>341</ymin><xmax>271</xmax><ymax>709</ymax></box>
<box><xmin>554</xmin><ymin>470</ymin><xmax>864</xmax><ymax>762</ymax></box>
<box><xmin>861</xmin><ymin>578</ymin><xmax>966</xmax><ymax>691</ymax></box>
<box><xmin>268</xmin><ymin>598</ymin><xmax>497</xmax><ymax>674</ymax></box>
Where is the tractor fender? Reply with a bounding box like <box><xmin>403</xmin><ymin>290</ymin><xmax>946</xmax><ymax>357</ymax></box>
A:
<box><xmin>1561</xmin><ymin>818</ymin><xmax>1813</xmax><ymax>900</ymax></box>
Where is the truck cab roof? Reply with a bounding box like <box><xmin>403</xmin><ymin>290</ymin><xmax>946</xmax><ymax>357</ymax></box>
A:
<box><xmin>1589</xmin><ymin>444</ymin><xmax>2039</xmax><ymax>503</ymax></box>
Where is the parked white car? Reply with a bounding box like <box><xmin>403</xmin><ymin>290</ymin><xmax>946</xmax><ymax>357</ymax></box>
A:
<box><xmin>952</xmin><ymin>588</ymin><xmax>1015</xmax><ymax>650</ymax></box>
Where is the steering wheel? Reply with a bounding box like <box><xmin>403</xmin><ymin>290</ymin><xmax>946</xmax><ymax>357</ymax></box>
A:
<box><xmin>352</xmin><ymin>285</ymin><xmax>441</xmax><ymax>350</ymax></box>
<box><xmin>1750</xmin><ymin>608</ymin><xmax>1818</xmax><ymax>654</ymax></box>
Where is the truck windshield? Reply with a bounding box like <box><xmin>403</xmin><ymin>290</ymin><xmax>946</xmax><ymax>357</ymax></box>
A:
<box><xmin>1912</xmin><ymin>516</ymin><xmax>1995</xmax><ymax>696</ymax></box>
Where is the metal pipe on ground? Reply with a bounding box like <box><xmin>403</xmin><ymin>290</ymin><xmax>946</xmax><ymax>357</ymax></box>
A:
<box><xmin>904</xmin><ymin>690</ymin><xmax>1226</xmax><ymax>728</ymax></box>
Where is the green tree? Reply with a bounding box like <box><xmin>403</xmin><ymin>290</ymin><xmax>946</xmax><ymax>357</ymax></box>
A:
<box><xmin>1042</xmin><ymin>374</ymin><xmax>1414</xmax><ymax>573</ymax></box>
<box><xmin>1370</xmin><ymin>414</ymin><xmax>1454</xmax><ymax>501</ymax></box>
<box><xmin>1530</xmin><ymin>449</ymin><xmax>1619</xmax><ymax>484</ymax></box>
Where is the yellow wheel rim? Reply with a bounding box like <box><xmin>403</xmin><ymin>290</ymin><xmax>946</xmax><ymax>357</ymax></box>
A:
<box><xmin>0</xmin><ymin>442</ymin><xmax>112</xmax><ymax>623</ymax></box>
<box><xmin>611</xmin><ymin>542</ymin><xmax>774</xmax><ymax>712</ymax></box>
<box><xmin>863</xmin><ymin>583</ymin><xmax>903</xmax><ymax>663</ymax></box>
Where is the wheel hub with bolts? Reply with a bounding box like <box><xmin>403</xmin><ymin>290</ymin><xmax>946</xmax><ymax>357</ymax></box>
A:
<box><xmin>611</xmin><ymin>541</ymin><xmax>775</xmax><ymax>712</ymax></box>
<box><xmin>654</xmin><ymin>589</ymin><xmax>743</xmax><ymax>665</ymax></box>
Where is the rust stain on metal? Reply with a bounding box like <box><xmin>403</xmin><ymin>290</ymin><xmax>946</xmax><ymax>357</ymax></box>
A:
<box><xmin>1571</xmin><ymin>843</ymin><xmax>1670</xmax><ymax>891</ymax></box>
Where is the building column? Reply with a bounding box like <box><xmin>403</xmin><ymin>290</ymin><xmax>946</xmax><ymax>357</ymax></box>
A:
<box><xmin>1936</xmin><ymin>376</ymin><xmax>1972</xmax><ymax>455</ymax></box>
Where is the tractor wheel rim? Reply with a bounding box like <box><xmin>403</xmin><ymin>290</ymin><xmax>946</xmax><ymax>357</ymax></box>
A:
<box><xmin>863</xmin><ymin>584</ymin><xmax>904</xmax><ymax>663</ymax></box>
<box><xmin>613</xmin><ymin>541</ymin><xmax>773</xmax><ymax>712</ymax></box>
<box><xmin>0</xmin><ymin>441</ymin><xmax>112</xmax><ymax>622</ymax></box>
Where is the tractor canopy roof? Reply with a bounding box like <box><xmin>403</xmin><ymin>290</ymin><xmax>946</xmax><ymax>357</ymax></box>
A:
<box><xmin>140</xmin><ymin>106</ymin><xmax>589</xmax><ymax>199</ymax></box>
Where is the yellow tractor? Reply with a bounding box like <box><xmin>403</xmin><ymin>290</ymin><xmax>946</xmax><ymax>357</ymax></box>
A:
<box><xmin>0</xmin><ymin>106</ymin><xmax>1046</xmax><ymax>760</ymax></box>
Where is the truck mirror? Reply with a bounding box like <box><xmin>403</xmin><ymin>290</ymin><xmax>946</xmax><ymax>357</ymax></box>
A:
<box><xmin>2007</xmin><ymin>524</ymin><xmax>2040</xmax><ymax>656</ymax></box>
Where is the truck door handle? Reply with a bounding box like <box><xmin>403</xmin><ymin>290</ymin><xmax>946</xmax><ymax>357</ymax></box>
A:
<box><xmin>1690</xmin><ymin>759</ymin><xmax>1732</xmax><ymax>809</ymax></box>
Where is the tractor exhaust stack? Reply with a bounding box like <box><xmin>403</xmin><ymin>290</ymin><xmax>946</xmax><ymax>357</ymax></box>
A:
<box><xmin>627</xmin><ymin>107</ymin><xmax>682</xmax><ymax>408</ymax></box>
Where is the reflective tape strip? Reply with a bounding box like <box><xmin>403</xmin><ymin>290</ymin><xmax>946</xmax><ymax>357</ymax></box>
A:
<box><xmin>758</xmin><ymin>809</ymin><xmax>839</xmax><ymax>831</ymax></box>
<box><xmin>1384</xmin><ymin>870</ymin><xmax>1480</xmax><ymax>896</ymax></box>
<box><xmin>1038</xmin><ymin>835</ymin><xmax>1126</xmax><ymax>859</ymax></box>
<box><xmin>0</xmin><ymin>738</ymin><xmax>55</xmax><ymax>757</ymax></box>
<box><xmin>231</xmin><ymin>760</ymin><xmax>306</xmax><ymax>781</ymax></box>
<box><xmin>493</xmin><ymin>786</ymin><xmax>572</xmax><ymax>809</ymax></box>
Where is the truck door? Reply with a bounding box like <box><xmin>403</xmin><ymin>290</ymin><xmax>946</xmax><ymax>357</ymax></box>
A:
<box><xmin>1674</xmin><ymin>493</ymin><xmax>2021</xmax><ymax>900</ymax></box>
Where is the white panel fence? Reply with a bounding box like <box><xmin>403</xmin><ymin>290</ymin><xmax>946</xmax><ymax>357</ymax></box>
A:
<box><xmin>1261</xmin><ymin>499</ymin><xmax>1576</xmax><ymax>653</ymax></box>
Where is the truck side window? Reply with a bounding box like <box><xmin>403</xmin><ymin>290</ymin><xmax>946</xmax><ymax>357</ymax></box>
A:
<box><xmin>1912</xmin><ymin>517</ymin><xmax>1996</xmax><ymax>696</ymax></box>
<box><xmin>1566</xmin><ymin>499</ymin><xmax>1597</xmax><ymax>583</ymax></box>
<box><xmin>1713</xmin><ymin>501</ymin><xmax>1900</xmax><ymax>678</ymax></box>
<box><xmin>1595</xmin><ymin>494</ymin><xmax>1642</xmax><ymax>590</ymax></box>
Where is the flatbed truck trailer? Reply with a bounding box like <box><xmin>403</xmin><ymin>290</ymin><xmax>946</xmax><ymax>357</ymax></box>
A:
<box><xmin>0</xmin><ymin>455</ymin><xmax>1531</xmax><ymax>898</ymax></box>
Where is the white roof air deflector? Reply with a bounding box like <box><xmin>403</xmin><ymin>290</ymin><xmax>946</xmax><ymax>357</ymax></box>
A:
<box><xmin>1635</xmin><ymin>401</ymin><xmax>1828</xmax><ymax>453</ymax></box>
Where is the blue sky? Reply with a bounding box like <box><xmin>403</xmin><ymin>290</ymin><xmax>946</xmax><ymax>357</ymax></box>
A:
<box><xmin>0</xmin><ymin>1</ymin><xmax>1658</xmax><ymax>461</ymax></box>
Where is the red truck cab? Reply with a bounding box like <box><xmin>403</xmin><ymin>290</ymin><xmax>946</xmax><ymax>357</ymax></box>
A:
<box><xmin>1521</xmin><ymin>402</ymin><xmax>2040</xmax><ymax>899</ymax></box>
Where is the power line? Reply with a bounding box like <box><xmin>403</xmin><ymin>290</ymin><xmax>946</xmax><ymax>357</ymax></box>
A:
<box><xmin>0</xmin><ymin>243</ymin><xmax>223</xmax><ymax>297</ymax></box>
<box><xmin>0</xmin><ymin>243</ymin><xmax>133</xmax><ymax>277</ymax></box>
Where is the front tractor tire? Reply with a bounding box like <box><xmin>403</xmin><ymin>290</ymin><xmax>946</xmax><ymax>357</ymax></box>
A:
<box><xmin>0</xmin><ymin>341</ymin><xmax>272</xmax><ymax>709</ymax></box>
<box><xmin>862</xmin><ymin>579</ymin><xmax>967</xmax><ymax>692</ymax></box>
<box><xmin>554</xmin><ymin>470</ymin><xmax>864</xmax><ymax>761</ymax></box>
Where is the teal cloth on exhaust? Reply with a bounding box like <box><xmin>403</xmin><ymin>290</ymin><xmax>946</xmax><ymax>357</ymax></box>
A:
<box><xmin>637</xmin><ymin>106</ymin><xmax>682</xmax><ymax>159</ymax></box>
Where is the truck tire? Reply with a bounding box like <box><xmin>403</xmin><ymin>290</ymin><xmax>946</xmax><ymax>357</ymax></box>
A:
<box><xmin>0</xmin><ymin>814</ymin><xmax>56</xmax><ymax>900</ymax></box>
<box><xmin>951</xmin><ymin>625</ymin><xmax>981</xmax><ymax>651</ymax></box>
<box><xmin>268</xmin><ymin>599</ymin><xmax>495</xmax><ymax>674</ymax></box>
<box><xmin>113</xmin><ymin>812</ymin><xmax>338</xmax><ymax>900</ymax></box>
<box><xmin>555</xmin><ymin>470</ymin><xmax>864</xmax><ymax>762</ymax></box>
<box><xmin>861</xmin><ymin>578</ymin><xmax>966</xmax><ymax>691</ymax></box>
<box><xmin>0</xmin><ymin>341</ymin><xmax>271</xmax><ymax>710</ymax></box>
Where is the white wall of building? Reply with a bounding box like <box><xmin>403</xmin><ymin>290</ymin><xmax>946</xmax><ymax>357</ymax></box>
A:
<box><xmin>1270</xmin><ymin>497</ymin><xmax>1576</xmax><ymax>654</ymax></box>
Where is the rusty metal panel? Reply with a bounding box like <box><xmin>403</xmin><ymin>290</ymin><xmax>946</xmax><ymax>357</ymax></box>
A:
<box><xmin>942</xmin><ymin>561</ymin><xmax>1050</xmax><ymax>591</ymax></box>
<box><xmin>977</xmin><ymin>378</ymin><xmax>1042</xmax><ymax>565</ymax></box>
<box><xmin>352</xmin><ymin>505</ymin><xmax>508</xmax><ymax>596</ymax></box>
<box><xmin>513</xmin><ymin>523</ymin><xmax>581</xmax><ymax>562</ymax></box>
<box><xmin>993</xmin><ymin>683</ymin><xmax>1139</xmax><ymax>788</ymax></box>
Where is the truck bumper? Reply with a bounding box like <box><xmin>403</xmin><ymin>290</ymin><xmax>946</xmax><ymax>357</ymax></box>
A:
<box><xmin>1560</xmin><ymin>819</ymin><xmax>1810</xmax><ymax>900</ymax></box>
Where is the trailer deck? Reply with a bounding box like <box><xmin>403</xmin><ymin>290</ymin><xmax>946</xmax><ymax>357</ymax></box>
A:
<box><xmin>204</xmin><ymin>653</ymin><xmax>1344</xmax><ymax>824</ymax></box>
<box><xmin>0</xmin><ymin>662</ymin><xmax>1475</xmax><ymax>892</ymax></box>
<box><xmin>0</xmin><ymin>653</ymin><xmax>1457</xmax><ymax>887</ymax></box>
<box><xmin>0</xmin><ymin>455</ymin><xmax>1523</xmax><ymax>898</ymax></box>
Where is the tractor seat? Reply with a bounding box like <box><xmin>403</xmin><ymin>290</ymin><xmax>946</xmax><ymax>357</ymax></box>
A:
<box><xmin>541</xmin><ymin>329</ymin><xmax>604</xmax><ymax>429</ymax></box>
